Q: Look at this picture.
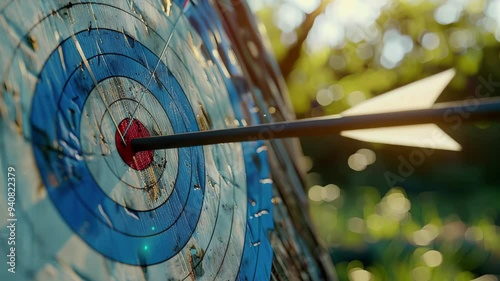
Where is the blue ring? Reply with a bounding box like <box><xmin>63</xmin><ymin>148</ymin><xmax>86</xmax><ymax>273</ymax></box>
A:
<box><xmin>30</xmin><ymin>29</ymin><xmax>205</xmax><ymax>265</ymax></box>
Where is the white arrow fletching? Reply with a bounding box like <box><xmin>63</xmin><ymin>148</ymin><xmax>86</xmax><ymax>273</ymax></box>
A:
<box><xmin>340</xmin><ymin>69</ymin><xmax>462</xmax><ymax>151</ymax></box>
<box><xmin>341</xmin><ymin>125</ymin><xmax>461</xmax><ymax>151</ymax></box>
<box><xmin>342</xmin><ymin>69</ymin><xmax>456</xmax><ymax>115</ymax></box>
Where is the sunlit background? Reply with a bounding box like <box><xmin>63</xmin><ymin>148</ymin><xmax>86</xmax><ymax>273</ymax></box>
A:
<box><xmin>250</xmin><ymin>0</ymin><xmax>500</xmax><ymax>280</ymax></box>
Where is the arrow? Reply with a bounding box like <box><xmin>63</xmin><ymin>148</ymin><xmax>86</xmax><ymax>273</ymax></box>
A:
<box><xmin>131</xmin><ymin>96</ymin><xmax>500</xmax><ymax>152</ymax></box>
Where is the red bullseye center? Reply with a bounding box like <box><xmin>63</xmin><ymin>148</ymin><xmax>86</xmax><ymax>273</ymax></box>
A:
<box><xmin>115</xmin><ymin>118</ymin><xmax>154</xmax><ymax>170</ymax></box>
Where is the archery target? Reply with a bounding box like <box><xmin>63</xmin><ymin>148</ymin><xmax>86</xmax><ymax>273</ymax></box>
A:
<box><xmin>0</xmin><ymin>0</ymin><xmax>273</xmax><ymax>280</ymax></box>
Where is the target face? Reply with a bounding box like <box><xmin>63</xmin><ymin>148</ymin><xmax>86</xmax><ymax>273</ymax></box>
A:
<box><xmin>0</xmin><ymin>0</ymin><xmax>273</xmax><ymax>280</ymax></box>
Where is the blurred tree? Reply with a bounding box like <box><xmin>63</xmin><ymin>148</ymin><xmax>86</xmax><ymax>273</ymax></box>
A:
<box><xmin>254</xmin><ymin>0</ymin><xmax>500</xmax><ymax>116</ymax></box>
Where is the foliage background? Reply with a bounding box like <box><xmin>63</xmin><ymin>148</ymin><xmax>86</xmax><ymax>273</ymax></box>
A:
<box><xmin>250</xmin><ymin>0</ymin><xmax>500</xmax><ymax>280</ymax></box>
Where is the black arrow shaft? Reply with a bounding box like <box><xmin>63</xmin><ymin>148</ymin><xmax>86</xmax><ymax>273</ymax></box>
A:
<box><xmin>131</xmin><ymin>97</ymin><xmax>500</xmax><ymax>151</ymax></box>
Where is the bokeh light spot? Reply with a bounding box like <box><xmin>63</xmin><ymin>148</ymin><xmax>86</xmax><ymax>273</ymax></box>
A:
<box><xmin>349</xmin><ymin>267</ymin><xmax>372</xmax><ymax>281</ymax></box>
<box><xmin>348</xmin><ymin>217</ymin><xmax>365</xmax><ymax>234</ymax></box>
<box><xmin>329</xmin><ymin>84</ymin><xmax>345</xmax><ymax>101</ymax></box>
<box><xmin>412</xmin><ymin>224</ymin><xmax>439</xmax><ymax>246</ymax></box>
<box><xmin>434</xmin><ymin>4</ymin><xmax>462</xmax><ymax>25</ymax></box>
<box><xmin>274</xmin><ymin>3</ymin><xmax>305</xmax><ymax>33</ymax></box>
<box><xmin>421</xmin><ymin>32</ymin><xmax>440</xmax><ymax>50</ymax></box>
<box><xmin>347</xmin><ymin>91</ymin><xmax>366</xmax><ymax>107</ymax></box>
<box><xmin>357</xmin><ymin>148</ymin><xmax>376</xmax><ymax>165</ymax></box>
<box><xmin>316</xmin><ymin>88</ymin><xmax>334</xmax><ymax>106</ymax></box>
<box><xmin>322</xmin><ymin>184</ymin><xmax>341</xmax><ymax>202</ymax></box>
<box><xmin>308</xmin><ymin>185</ymin><xmax>323</xmax><ymax>202</ymax></box>
<box><xmin>412</xmin><ymin>266</ymin><xmax>431</xmax><ymax>281</ymax></box>
<box><xmin>422</xmin><ymin>250</ymin><xmax>443</xmax><ymax>267</ymax></box>
<box><xmin>465</xmin><ymin>226</ymin><xmax>484</xmax><ymax>242</ymax></box>
<box><xmin>348</xmin><ymin>152</ymin><xmax>368</xmax><ymax>171</ymax></box>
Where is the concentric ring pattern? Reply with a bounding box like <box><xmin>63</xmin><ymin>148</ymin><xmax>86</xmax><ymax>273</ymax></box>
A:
<box><xmin>0</xmin><ymin>0</ymin><xmax>273</xmax><ymax>280</ymax></box>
